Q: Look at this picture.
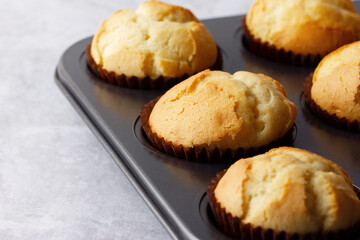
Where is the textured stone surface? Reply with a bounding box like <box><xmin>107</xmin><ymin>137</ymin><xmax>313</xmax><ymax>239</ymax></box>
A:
<box><xmin>0</xmin><ymin>0</ymin><xmax>252</xmax><ymax>239</ymax></box>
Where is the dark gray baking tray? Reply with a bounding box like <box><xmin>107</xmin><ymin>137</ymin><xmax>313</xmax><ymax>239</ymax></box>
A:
<box><xmin>55</xmin><ymin>5</ymin><xmax>360</xmax><ymax>239</ymax></box>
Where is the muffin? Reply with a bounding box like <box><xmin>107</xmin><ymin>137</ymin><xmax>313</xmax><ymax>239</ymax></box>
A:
<box><xmin>303</xmin><ymin>41</ymin><xmax>360</xmax><ymax>132</ymax></box>
<box><xmin>140</xmin><ymin>70</ymin><xmax>297</xmax><ymax>162</ymax></box>
<box><xmin>207</xmin><ymin>147</ymin><xmax>360</xmax><ymax>239</ymax></box>
<box><xmin>243</xmin><ymin>0</ymin><xmax>360</xmax><ymax>66</ymax></box>
<box><xmin>86</xmin><ymin>0</ymin><xmax>220</xmax><ymax>89</ymax></box>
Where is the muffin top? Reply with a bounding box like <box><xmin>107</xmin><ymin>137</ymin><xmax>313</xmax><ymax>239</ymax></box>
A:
<box><xmin>149</xmin><ymin>70</ymin><xmax>297</xmax><ymax>150</ymax></box>
<box><xmin>311</xmin><ymin>41</ymin><xmax>360</xmax><ymax>122</ymax></box>
<box><xmin>90</xmin><ymin>0</ymin><xmax>218</xmax><ymax>79</ymax></box>
<box><xmin>214</xmin><ymin>147</ymin><xmax>360</xmax><ymax>234</ymax></box>
<box><xmin>246</xmin><ymin>0</ymin><xmax>360</xmax><ymax>55</ymax></box>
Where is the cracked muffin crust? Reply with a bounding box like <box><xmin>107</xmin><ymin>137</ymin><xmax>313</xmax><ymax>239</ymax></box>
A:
<box><xmin>213</xmin><ymin>147</ymin><xmax>360</xmax><ymax>235</ymax></box>
<box><xmin>310</xmin><ymin>41</ymin><xmax>360</xmax><ymax>123</ymax></box>
<box><xmin>89</xmin><ymin>0</ymin><xmax>218</xmax><ymax>80</ymax></box>
<box><xmin>148</xmin><ymin>70</ymin><xmax>297</xmax><ymax>151</ymax></box>
<box><xmin>245</xmin><ymin>0</ymin><xmax>360</xmax><ymax>56</ymax></box>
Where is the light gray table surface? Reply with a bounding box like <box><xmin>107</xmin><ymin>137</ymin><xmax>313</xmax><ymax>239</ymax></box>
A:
<box><xmin>1</xmin><ymin>0</ymin><xmax>252</xmax><ymax>239</ymax></box>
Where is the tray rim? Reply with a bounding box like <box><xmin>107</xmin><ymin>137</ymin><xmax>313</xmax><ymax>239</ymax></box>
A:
<box><xmin>55</xmin><ymin>69</ymin><xmax>181</xmax><ymax>239</ymax></box>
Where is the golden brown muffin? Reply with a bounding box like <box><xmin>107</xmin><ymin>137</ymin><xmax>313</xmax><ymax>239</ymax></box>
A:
<box><xmin>88</xmin><ymin>0</ymin><xmax>218</xmax><ymax>88</ymax></box>
<box><xmin>208</xmin><ymin>147</ymin><xmax>360</xmax><ymax>239</ymax></box>
<box><xmin>311</xmin><ymin>41</ymin><xmax>360</xmax><ymax>122</ymax></box>
<box><xmin>244</xmin><ymin>0</ymin><xmax>360</xmax><ymax>65</ymax></box>
<box><xmin>141</xmin><ymin>70</ymin><xmax>297</xmax><ymax>161</ymax></box>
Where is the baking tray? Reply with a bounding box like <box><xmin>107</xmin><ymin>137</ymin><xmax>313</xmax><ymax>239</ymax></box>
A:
<box><xmin>55</xmin><ymin>5</ymin><xmax>360</xmax><ymax>239</ymax></box>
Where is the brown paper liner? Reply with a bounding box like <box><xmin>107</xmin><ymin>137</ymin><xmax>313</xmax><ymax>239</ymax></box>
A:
<box><xmin>85</xmin><ymin>43</ymin><xmax>222</xmax><ymax>90</ymax></box>
<box><xmin>207</xmin><ymin>170</ymin><xmax>360</xmax><ymax>240</ymax></box>
<box><xmin>241</xmin><ymin>17</ymin><xmax>323</xmax><ymax>67</ymax></box>
<box><xmin>303</xmin><ymin>73</ymin><xmax>360</xmax><ymax>132</ymax></box>
<box><xmin>139</xmin><ymin>97</ymin><xmax>295</xmax><ymax>163</ymax></box>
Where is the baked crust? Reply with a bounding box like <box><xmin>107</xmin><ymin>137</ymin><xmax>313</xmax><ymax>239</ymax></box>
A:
<box><xmin>148</xmin><ymin>70</ymin><xmax>297</xmax><ymax>150</ymax></box>
<box><xmin>311</xmin><ymin>41</ymin><xmax>360</xmax><ymax>122</ymax></box>
<box><xmin>90</xmin><ymin>0</ymin><xmax>218</xmax><ymax>79</ymax></box>
<box><xmin>246</xmin><ymin>0</ymin><xmax>360</xmax><ymax>56</ymax></box>
<box><xmin>214</xmin><ymin>147</ymin><xmax>360</xmax><ymax>234</ymax></box>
